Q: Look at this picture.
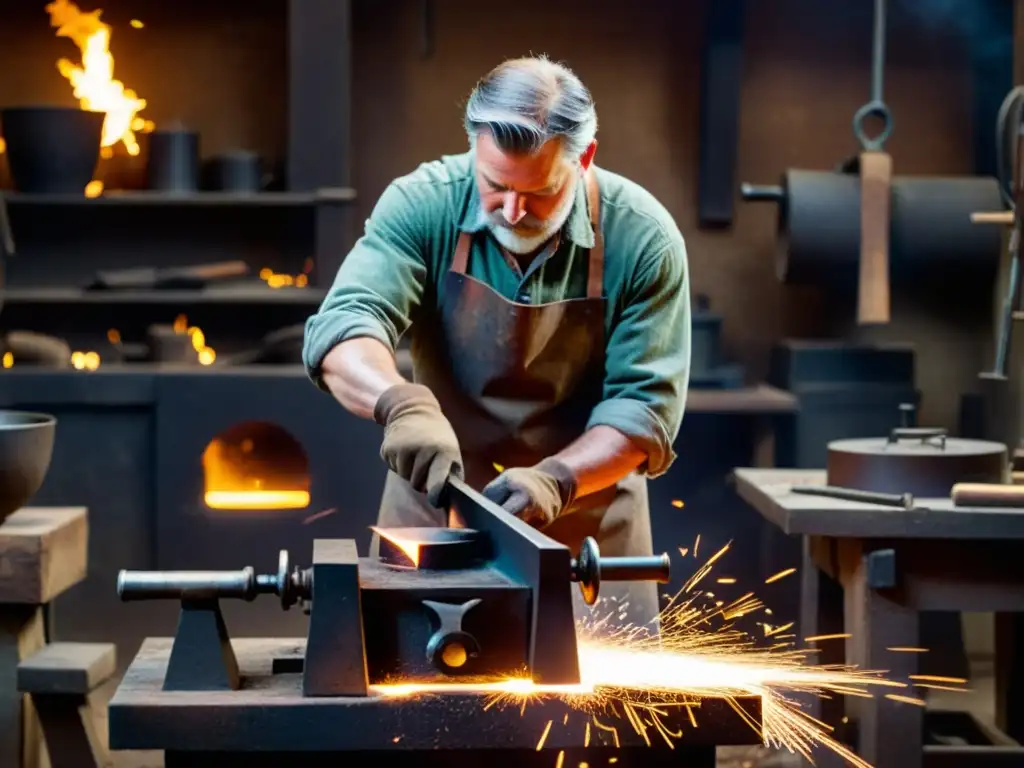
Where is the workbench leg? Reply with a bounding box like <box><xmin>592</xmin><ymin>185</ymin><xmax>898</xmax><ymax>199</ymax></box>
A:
<box><xmin>996</xmin><ymin>612</ymin><xmax>1024</xmax><ymax>743</ymax></box>
<box><xmin>843</xmin><ymin>548</ymin><xmax>921</xmax><ymax>768</ymax></box>
<box><xmin>0</xmin><ymin>606</ymin><xmax>47</xmax><ymax>768</ymax></box>
<box><xmin>799</xmin><ymin>538</ymin><xmax>847</xmax><ymax>768</ymax></box>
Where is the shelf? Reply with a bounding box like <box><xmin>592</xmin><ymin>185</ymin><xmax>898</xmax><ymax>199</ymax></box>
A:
<box><xmin>2</xmin><ymin>286</ymin><xmax>328</xmax><ymax>306</ymax></box>
<box><xmin>1</xmin><ymin>189</ymin><xmax>357</xmax><ymax>208</ymax></box>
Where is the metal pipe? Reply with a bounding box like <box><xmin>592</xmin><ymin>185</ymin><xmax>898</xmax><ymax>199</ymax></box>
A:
<box><xmin>598</xmin><ymin>554</ymin><xmax>671</xmax><ymax>584</ymax></box>
<box><xmin>791</xmin><ymin>484</ymin><xmax>914</xmax><ymax>510</ymax></box>
<box><xmin>117</xmin><ymin>567</ymin><xmax>266</xmax><ymax>602</ymax></box>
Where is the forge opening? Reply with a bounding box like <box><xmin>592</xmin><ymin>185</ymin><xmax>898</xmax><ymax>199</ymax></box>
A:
<box><xmin>202</xmin><ymin>421</ymin><xmax>310</xmax><ymax>510</ymax></box>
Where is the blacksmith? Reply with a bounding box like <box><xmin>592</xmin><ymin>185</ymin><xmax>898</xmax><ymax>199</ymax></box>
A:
<box><xmin>303</xmin><ymin>55</ymin><xmax>691</xmax><ymax>629</ymax></box>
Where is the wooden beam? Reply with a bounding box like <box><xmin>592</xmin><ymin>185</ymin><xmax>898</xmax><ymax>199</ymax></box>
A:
<box><xmin>286</xmin><ymin>0</ymin><xmax>352</xmax><ymax>193</ymax></box>
<box><xmin>697</xmin><ymin>0</ymin><xmax>746</xmax><ymax>229</ymax></box>
<box><xmin>0</xmin><ymin>508</ymin><xmax>87</xmax><ymax>605</ymax></box>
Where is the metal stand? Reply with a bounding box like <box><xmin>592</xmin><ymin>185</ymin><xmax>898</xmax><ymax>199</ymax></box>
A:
<box><xmin>164</xmin><ymin>599</ymin><xmax>240</xmax><ymax>691</ymax></box>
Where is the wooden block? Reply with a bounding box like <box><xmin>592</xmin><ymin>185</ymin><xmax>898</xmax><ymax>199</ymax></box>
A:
<box><xmin>0</xmin><ymin>508</ymin><xmax>87</xmax><ymax>604</ymax></box>
<box><xmin>18</xmin><ymin>643</ymin><xmax>116</xmax><ymax>695</ymax></box>
<box><xmin>858</xmin><ymin>150</ymin><xmax>893</xmax><ymax>325</ymax></box>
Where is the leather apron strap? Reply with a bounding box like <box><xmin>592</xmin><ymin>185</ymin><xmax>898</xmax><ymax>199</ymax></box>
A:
<box><xmin>451</xmin><ymin>170</ymin><xmax>605</xmax><ymax>299</ymax></box>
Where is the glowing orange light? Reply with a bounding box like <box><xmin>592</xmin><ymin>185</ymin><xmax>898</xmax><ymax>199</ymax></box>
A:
<box><xmin>372</xmin><ymin>527</ymin><xmax>426</xmax><ymax>567</ymax></box>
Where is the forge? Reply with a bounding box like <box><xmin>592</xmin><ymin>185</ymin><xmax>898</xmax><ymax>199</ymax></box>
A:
<box><xmin>107</xmin><ymin>476</ymin><xmax>763</xmax><ymax>764</ymax></box>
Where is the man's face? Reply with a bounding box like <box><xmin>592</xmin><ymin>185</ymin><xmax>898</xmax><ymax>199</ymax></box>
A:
<box><xmin>474</xmin><ymin>131</ymin><xmax>595</xmax><ymax>254</ymax></box>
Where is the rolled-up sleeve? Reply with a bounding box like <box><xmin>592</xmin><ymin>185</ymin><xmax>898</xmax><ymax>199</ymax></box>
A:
<box><xmin>302</xmin><ymin>181</ymin><xmax>429</xmax><ymax>389</ymax></box>
<box><xmin>586</xmin><ymin>233</ymin><xmax>690</xmax><ymax>477</ymax></box>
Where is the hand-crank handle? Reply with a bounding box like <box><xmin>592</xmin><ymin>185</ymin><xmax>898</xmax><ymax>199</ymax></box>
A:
<box><xmin>117</xmin><ymin>550</ymin><xmax>309</xmax><ymax>609</ymax></box>
<box><xmin>598</xmin><ymin>555</ymin><xmax>671</xmax><ymax>583</ymax></box>
<box><xmin>117</xmin><ymin>567</ymin><xmax>277</xmax><ymax>602</ymax></box>
<box><xmin>570</xmin><ymin>537</ymin><xmax>671</xmax><ymax>606</ymax></box>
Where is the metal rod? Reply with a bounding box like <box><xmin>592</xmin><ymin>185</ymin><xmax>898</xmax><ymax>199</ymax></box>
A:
<box><xmin>791</xmin><ymin>485</ymin><xmax>914</xmax><ymax>510</ymax></box>
<box><xmin>117</xmin><ymin>567</ymin><xmax>267</xmax><ymax>602</ymax></box>
<box><xmin>870</xmin><ymin>0</ymin><xmax>887</xmax><ymax>104</ymax></box>
<box><xmin>598</xmin><ymin>554</ymin><xmax>671</xmax><ymax>584</ymax></box>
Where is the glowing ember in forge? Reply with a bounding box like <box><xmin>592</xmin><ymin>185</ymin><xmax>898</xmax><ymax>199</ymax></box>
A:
<box><xmin>259</xmin><ymin>258</ymin><xmax>313</xmax><ymax>290</ymax></box>
<box><xmin>371</xmin><ymin>526</ymin><xmax>424</xmax><ymax>568</ymax></box>
<box><xmin>45</xmin><ymin>0</ymin><xmax>153</xmax><ymax>156</ymax></box>
<box><xmin>172</xmin><ymin>314</ymin><xmax>216</xmax><ymax>366</ymax></box>
<box><xmin>372</xmin><ymin>541</ymin><xmax>968</xmax><ymax>767</ymax></box>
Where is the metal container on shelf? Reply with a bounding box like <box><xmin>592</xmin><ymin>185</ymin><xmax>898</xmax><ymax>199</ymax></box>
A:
<box><xmin>826</xmin><ymin>403</ymin><xmax>1008</xmax><ymax>496</ymax></box>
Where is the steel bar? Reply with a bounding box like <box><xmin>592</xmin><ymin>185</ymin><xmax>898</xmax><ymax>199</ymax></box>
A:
<box><xmin>791</xmin><ymin>484</ymin><xmax>914</xmax><ymax>510</ymax></box>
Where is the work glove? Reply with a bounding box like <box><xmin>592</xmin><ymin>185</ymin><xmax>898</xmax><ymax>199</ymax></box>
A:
<box><xmin>483</xmin><ymin>458</ymin><xmax>578</xmax><ymax>528</ymax></box>
<box><xmin>374</xmin><ymin>383</ymin><xmax>463</xmax><ymax>507</ymax></box>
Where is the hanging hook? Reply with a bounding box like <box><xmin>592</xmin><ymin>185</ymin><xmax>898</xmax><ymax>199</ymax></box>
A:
<box><xmin>852</xmin><ymin>0</ymin><xmax>893</xmax><ymax>151</ymax></box>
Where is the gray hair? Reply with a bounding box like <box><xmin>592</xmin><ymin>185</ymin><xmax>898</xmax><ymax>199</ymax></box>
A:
<box><xmin>464</xmin><ymin>56</ymin><xmax>598</xmax><ymax>160</ymax></box>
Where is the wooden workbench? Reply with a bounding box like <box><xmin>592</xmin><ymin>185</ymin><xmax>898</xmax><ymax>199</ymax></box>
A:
<box><xmin>109</xmin><ymin>637</ymin><xmax>763</xmax><ymax>767</ymax></box>
<box><xmin>734</xmin><ymin>468</ymin><xmax>1024</xmax><ymax>768</ymax></box>
<box><xmin>0</xmin><ymin>507</ymin><xmax>88</xmax><ymax>768</ymax></box>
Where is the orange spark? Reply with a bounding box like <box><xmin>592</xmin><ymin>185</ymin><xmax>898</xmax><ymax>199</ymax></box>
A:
<box><xmin>885</xmin><ymin>694</ymin><xmax>927</xmax><ymax>707</ymax></box>
<box><xmin>765</xmin><ymin>568</ymin><xmax>796</xmax><ymax>584</ymax></box>
<box><xmin>804</xmin><ymin>634</ymin><xmax>851</xmax><ymax>643</ymax></box>
<box><xmin>888</xmin><ymin>647</ymin><xmax>928</xmax><ymax>653</ymax></box>
<box><xmin>671</xmin><ymin>500</ymin><xmax>685</xmax><ymax>508</ymax></box>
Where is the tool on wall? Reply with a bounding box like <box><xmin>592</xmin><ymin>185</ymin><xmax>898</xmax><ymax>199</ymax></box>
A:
<box><xmin>847</xmin><ymin>0</ymin><xmax>894</xmax><ymax>325</ymax></box>
<box><xmin>979</xmin><ymin>89</ymin><xmax>1024</xmax><ymax>381</ymax></box>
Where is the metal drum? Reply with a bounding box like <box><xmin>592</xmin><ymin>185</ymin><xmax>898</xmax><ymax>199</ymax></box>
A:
<box><xmin>826</xmin><ymin>407</ymin><xmax>1007</xmax><ymax>497</ymax></box>
<box><xmin>741</xmin><ymin>170</ymin><xmax>1004</xmax><ymax>285</ymax></box>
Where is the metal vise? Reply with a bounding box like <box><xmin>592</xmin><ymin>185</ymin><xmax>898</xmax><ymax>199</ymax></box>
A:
<box><xmin>117</xmin><ymin>477</ymin><xmax>671</xmax><ymax>697</ymax></box>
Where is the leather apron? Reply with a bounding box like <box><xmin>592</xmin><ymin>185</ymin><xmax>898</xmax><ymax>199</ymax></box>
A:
<box><xmin>374</xmin><ymin>169</ymin><xmax>660</xmax><ymax>632</ymax></box>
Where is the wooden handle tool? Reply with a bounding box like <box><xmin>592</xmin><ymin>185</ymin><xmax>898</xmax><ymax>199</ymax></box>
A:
<box><xmin>858</xmin><ymin>150</ymin><xmax>893</xmax><ymax>325</ymax></box>
<box><xmin>951</xmin><ymin>483</ymin><xmax>1024</xmax><ymax>508</ymax></box>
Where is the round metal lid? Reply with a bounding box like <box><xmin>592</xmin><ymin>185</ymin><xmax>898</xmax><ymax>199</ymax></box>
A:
<box><xmin>828</xmin><ymin>431</ymin><xmax>1007</xmax><ymax>458</ymax></box>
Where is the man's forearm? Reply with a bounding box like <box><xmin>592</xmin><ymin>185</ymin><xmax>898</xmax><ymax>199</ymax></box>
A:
<box><xmin>321</xmin><ymin>338</ymin><xmax>407</xmax><ymax>420</ymax></box>
<box><xmin>551</xmin><ymin>425</ymin><xmax>647</xmax><ymax>498</ymax></box>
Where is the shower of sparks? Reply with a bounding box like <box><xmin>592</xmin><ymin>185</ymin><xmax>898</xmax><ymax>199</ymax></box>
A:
<box><xmin>371</xmin><ymin>537</ymin><xmax>969</xmax><ymax>767</ymax></box>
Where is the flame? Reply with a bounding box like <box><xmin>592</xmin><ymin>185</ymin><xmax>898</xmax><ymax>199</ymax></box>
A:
<box><xmin>172</xmin><ymin>314</ymin><xmax>216</xmax><ymax>366</ymax></box>
<box><xmin>372</xmin><ymin>526</ymin><xmax>423</xmax><ymax>567</ymax></box>
<box><xmin>259</xmin><ymin>258</ymin><xmax>313</xmax><ymax>289</ymax></box>
<box><xmin>46</xmin><ymin>0</ymin><xmax>151</xmax><ymax>155</ymax></box>
<box><xmin>202</xmin><ymin>433</ymin><xmax>310</xmax><ymax>511</ymax></box>
<box><xmin>1</xmin><ymin>352</ymin><xmax>13</xmax><ymax>369</ymax></box>
<box><xmin>370</xmin><ymin>541</ymin><xmax>967</xmax><ymax>766</ymax></box>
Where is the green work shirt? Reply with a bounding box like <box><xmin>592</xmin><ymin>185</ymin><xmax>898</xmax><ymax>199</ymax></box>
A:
<box><xmin>303</xmin><ymin>151</ymin><xmax>691</xmax><ymax>477</ymax></box>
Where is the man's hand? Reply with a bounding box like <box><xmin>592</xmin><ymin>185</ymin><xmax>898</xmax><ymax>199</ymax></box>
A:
<box><xmin>374</xmin><ymin>383</ymin><xmax>463</xmax><ymax>507</ymax></box>
<box><xmin>483</xmin><ymin>458</ymin><xmax>578</xmax><ymax>527</ymax></box>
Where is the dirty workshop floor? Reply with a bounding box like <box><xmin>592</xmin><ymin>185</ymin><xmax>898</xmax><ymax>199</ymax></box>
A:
<box><xmin>97</xmin><ymin>658</ymin><xmax>996</xmax><ymax>768</ymax></box>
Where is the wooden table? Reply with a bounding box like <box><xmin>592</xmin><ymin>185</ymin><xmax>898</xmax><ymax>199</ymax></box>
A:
<box><xmin>734</xmin><ymin>468</ymin><xmax>1024</xmax><ymax>768</ymax></box>
<box><xmin>109</xmin><ymin>637</ymin><xmax>763</xmax><ymax>767</ymax></box>
<box><xmin>0</xmin><ymin>507</ymin><xmax>88</xmax><ymax>768</ymax></box>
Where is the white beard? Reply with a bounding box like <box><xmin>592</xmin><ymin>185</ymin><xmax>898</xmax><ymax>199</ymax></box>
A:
<box><xmin>477</xmin><ymin>174</ymin><xmax>580</xmax><ymax>255</ymax></box>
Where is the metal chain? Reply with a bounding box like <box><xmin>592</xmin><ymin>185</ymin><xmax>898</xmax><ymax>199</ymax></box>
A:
<box><xmin>852</xmin><ymin>0</ymin><xmax>893</xmax><ymax>151</ymax></box>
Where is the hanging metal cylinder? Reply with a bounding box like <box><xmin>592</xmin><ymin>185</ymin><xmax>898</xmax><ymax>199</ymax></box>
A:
<box><xmin>741</xmin><ymin>171</ymin><xmax>1004</xmax><ymax>284</ymax></box>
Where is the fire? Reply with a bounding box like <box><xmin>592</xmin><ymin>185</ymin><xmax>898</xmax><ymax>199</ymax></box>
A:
<box><xmin>371</xmin><ymin>532</ymin><xmax>967</xmax><ymax>766</ymax></box>
<box><xmin>260</xmin><ymin>258</ymin><xmax>314</xmax><ymax>289</ymax></box>
<box><xmin>202</xmin><ymin>430</ymin><xmax>310</xmax><ymax>511</ymax></box>
<box><xmin>172</xmin><ymin>314</ymin><xmax>216</xmax><ymax>366</ymax></box>
<box><xmin>46</xmin><ymin>0</ymin><xmax>153</xmax><ymax>155</ymax></box>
